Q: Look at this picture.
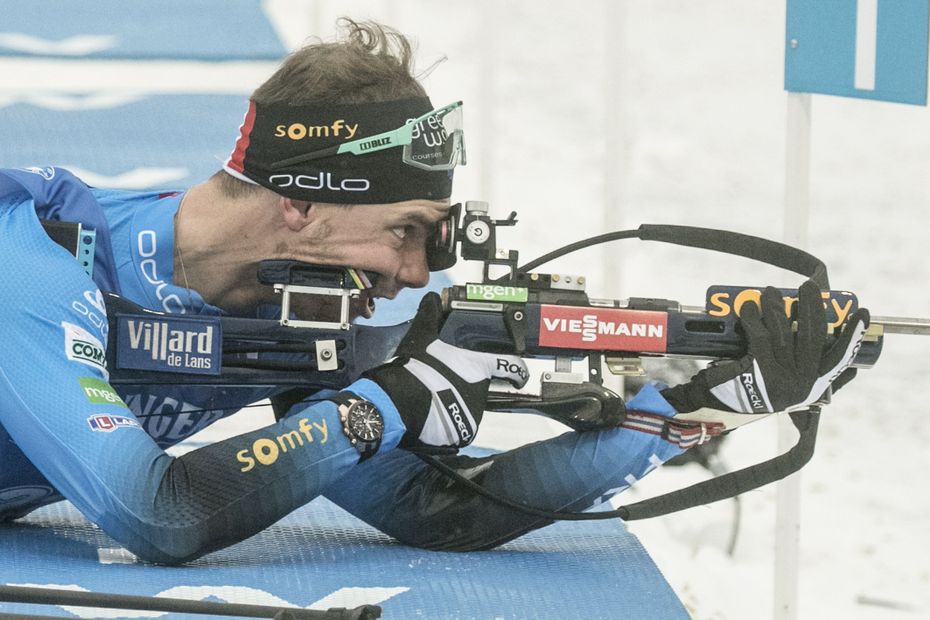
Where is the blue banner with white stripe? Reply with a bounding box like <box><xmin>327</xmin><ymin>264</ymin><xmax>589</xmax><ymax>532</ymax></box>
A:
<box><xmin>785</xmin><ymin>0</ymin><xmax>929</xmax><ymax>105</ymax></box>
<box><xmin>0</xmin><ymin>0</ymin><xmax>286</xmax><ymax>60</ymax></box>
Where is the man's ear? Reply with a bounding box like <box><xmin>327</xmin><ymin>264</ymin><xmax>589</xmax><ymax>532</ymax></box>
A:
<box><xmin>279</xmin><ymin>196</ymin><xmax>315</xmax><ymax>231</ymax></box>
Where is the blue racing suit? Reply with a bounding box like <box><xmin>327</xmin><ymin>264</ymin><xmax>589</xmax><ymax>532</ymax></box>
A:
<box><xmin>0</xmin><ymin>166</ymin><xmax>684</xmax><ymax>563</ymax></box>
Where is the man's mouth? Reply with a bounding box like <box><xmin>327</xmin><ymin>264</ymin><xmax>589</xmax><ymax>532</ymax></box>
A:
<box><xmin>353</xmin><ymin>291</ymin><xmax>376</xmax><ymax>320</ymax></box>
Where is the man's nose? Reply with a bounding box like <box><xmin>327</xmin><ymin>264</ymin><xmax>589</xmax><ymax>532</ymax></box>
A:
<box><xmin>396</xmin><ymin>245</ymin><xmax>430</xmax><ymax>289</ymax></box>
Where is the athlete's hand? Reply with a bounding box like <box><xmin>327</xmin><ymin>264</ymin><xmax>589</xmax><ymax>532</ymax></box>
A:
<box><xmin>366</xmin><ymin>292</ymin><xmax>529</xmax><ymax>450</ymax></box>
<box><xmin>661</xmin><ymin>281</ymin><xmax>870</xmax><ymax>414</ymax></box>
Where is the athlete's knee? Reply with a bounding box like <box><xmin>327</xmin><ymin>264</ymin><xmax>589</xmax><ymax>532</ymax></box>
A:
<box><xmin>109</xmin><ymin>520</ymin><xmax>216</xmax><ymax>565</ymax></box>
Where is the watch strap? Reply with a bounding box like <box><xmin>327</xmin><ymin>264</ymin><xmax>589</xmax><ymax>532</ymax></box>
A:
<box><xmin>327</xmin><ymin>391</ymin><xmax>360</xmax><ymax>408</ymax></box>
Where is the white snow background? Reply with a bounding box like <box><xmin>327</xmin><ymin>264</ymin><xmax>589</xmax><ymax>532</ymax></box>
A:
<box><xmin>2</xmin><ymin>1</ymin><xmax>928</xmax><ymax>618</ymax></box>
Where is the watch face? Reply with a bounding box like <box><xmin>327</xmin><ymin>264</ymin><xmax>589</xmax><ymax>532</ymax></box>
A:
<box><xmin>347</xmin><ymin>402</ymin><xmax>384</xmax><ymax>442</ymax></box>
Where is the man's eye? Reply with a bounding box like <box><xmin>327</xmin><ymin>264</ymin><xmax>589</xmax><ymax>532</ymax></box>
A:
<box><xmin>391</xmin><ymin>226</ymin><xmax>408</xmax><ymax>240</ymax></box>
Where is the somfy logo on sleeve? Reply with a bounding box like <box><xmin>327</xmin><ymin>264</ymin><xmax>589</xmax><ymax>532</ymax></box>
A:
<box><xmin>62</xmin><ymin>321</ymin><xmax>108</xmax><ymax>378</ymax></box>
<box><xmin>116</xmin><ymin>315</ymin><xmax>222</xmax><ymax>375</ymax></box>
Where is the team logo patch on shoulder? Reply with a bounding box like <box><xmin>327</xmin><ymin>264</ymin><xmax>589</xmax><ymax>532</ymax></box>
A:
<box><xmin>62</xmin><ymin>321</ymin><xmax>108</xmax><ymax>379</ymax></box>
<box><xmin>87</xmin><ymin>414</ymin><xmax>140</xmax><ymax>432</ymax></box>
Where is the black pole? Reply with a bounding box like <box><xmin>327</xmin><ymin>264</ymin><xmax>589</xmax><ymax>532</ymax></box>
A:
<box><xmin>0</xmin><ymin>585</ymin><xmax>381</xmax><ymax>619</ymax></box>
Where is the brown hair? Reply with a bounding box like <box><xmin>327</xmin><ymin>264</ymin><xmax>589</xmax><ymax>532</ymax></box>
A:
<box><xmin>253</xmin><ymin>18</ymin><xmax>426</xmax><ymax>105</ymax></box>
<box><xmin>215</xmin><ymin>18</ymin><xmax>426</xmax><ymax>197</ymax></box>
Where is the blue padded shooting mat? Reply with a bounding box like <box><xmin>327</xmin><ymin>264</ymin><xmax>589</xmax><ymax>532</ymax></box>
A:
<box><xmin>0</xmin><ymin>0</ymin><xmax>286</xmax><ymax>61</ymax></box>
<box><xmin>0</xmin><ymin>497</ymin><xmax>688</xmax><ymax>619</ymax></box>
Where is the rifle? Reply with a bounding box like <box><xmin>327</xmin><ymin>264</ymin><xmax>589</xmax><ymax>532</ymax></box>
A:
<box><xmin>98</xmin><ymin>202</ymin><xmax>929</xmax><ymax>519</ymax></box>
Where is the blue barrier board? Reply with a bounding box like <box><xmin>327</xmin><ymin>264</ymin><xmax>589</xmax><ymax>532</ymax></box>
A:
<box><xmin>0</xmin><ymin>0</ymin><xmax>286</xmax><ymax>61</ymax></box>
<box><xmin>0</xmin><ymin>94</ymin><xmax>249</xmax><ymax>190</ymax></box>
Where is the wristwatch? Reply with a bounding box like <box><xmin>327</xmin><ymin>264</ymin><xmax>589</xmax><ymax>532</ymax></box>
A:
<box><xmin>328</xmin><ymin>392</ymin><xmax>384</xmax><ymax>462</ymax></box>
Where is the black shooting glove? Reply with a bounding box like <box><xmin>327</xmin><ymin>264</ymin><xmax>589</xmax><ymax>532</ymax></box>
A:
<box><xmin>366</xmin><ymin>292</ymin><xmax>529</xmax><ymax>449</ymax></box>
<box><xmin>661</xmin><ymin>281</ymin><xmax>870</xmax><ymax>414</ymax></box>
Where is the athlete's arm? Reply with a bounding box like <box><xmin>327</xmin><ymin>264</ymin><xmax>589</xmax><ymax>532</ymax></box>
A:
<box><xmin>323</xmin><ymin>384</ymin><xmax>685</xmax><ymax>551</ymax></box>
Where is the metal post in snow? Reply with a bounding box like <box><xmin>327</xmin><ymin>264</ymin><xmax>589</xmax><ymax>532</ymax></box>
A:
<box><xmin>776</xmin><ymin>90</ymin><xmax>811</xmax><ymax>620</ymax></box>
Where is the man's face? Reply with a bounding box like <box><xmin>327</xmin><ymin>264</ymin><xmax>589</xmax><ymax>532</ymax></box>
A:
<box><xmin>288</xmin><ymin>199</ymin><xmax>451</xmax><ymax>322</ymax></box>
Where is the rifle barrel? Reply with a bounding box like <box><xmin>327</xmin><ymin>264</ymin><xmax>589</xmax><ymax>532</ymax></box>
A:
<box><xmin>679</xmin><ymin>306</ymin><xmax>930</xmax><ymax>336</ymax></box>
<box><xmin>872</xmin><ymin>316</ymin><xmax>930</xmax><ymax>336</ymax></box>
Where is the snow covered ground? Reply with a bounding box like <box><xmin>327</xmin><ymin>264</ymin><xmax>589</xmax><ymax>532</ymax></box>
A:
<box><xmin>3</xmin><ymin>1</ymin><xmax>929</xmax><ymax>618</ymax></box>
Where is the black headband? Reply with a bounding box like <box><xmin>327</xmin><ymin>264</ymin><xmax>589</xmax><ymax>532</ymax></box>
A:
<box><xmin>224</xmin><ymin>97</ymin><xmax>453</xmax><ymax>203</ymax></box>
